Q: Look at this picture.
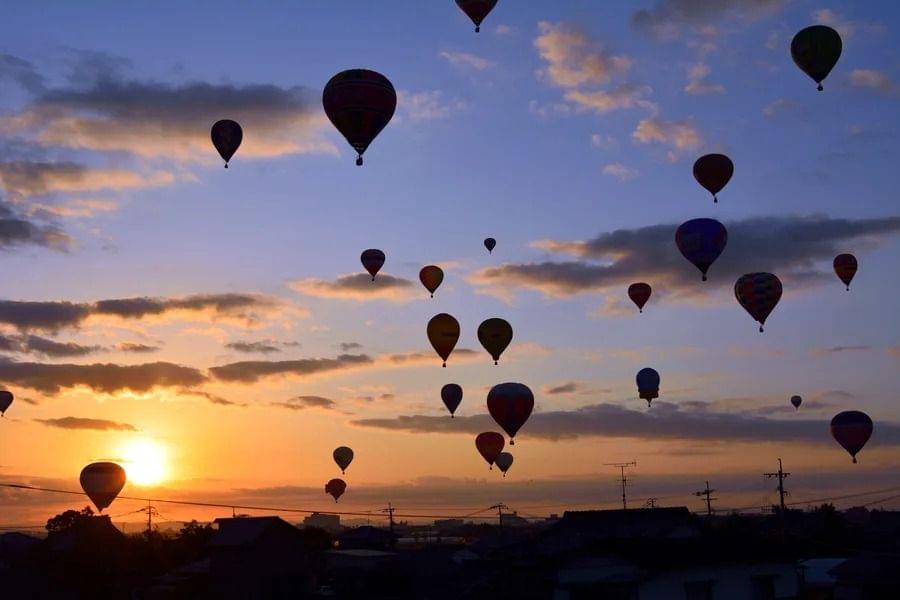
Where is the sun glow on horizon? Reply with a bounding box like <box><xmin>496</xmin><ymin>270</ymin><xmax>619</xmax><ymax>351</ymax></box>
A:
<box><xmin>120</xmin><ymin>439</ymin><xmax>168</xmax><ymax>486</ymax></box>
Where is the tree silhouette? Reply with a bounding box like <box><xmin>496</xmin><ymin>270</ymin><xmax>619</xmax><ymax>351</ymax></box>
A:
<box><xmin>45</xmin><ymin>506</ymin><xmax>94</xmax><ymax>533</ymax></box>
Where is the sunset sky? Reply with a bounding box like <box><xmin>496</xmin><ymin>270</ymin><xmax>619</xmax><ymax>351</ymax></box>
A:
<box><xmin>2</xmin><ymin>1</ymin><xmax>900</xmax><ymax>525</ymax></box>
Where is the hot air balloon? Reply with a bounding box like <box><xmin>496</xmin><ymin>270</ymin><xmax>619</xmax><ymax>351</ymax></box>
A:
<box><xmin>475</xmin><ymin>432</ymin><xmax>505</xmax><ymax>469</ymax></box>
<box><xmin>494</xmin><ymin>452</ymin><xmax>513</xmax><ymax>477</ymax></box>
<box><xmin>833</xmin><ymin>253</ymin><xmax>857</xmax><ymax>291</ymax></box>
<box><xmin>333</xmin><ymin>446</ymin><xmax>354</xmax><ymax>474</ymax></box>
<box><xmin>322</xmin><ymin>69</ymin><xmax>396</xmax><ymax>165</ymax></box>
<box><xmin>628</xmin><ymin>283</ymin><xmax>652</xmax><ymax>313</ymax></box>
<box><xmin>791</xmin><ymin>25</ymin><xmax>842</xmax><ymax>91</ymax></box>
<box><xmin>484</xmin><ymin>238</ymin><xmax>496</xmax><ymax>254</ymax></box>
<box><xmin>325</xmin><ymin>478</ymin><xmax>347</xmax><ymax>502</ymax></box>
<box><xmin>735</xmin><ymin>273</ymin><xmax>782</xmax><ymax>332</ymax></box>
<box><xmin>676</xmin><ymin>218</ymin><xmax>728</xmax><ymax>281</ymax></box>
<box><xmin>791</xmin><ymin>395</ymin><xmax>802</xmax><ymax>411</ymax></box>
<box><xmin>441</xmin><ymin>383</ymin><xmax>463</xmax><ymax>417</ymax></box>
<box><xmin>477</xmin><ymin>318</ymin><xmax>513</xmax><ymax>365</ymax></box>
<box><xmin>80</xmin><ymin>462</ymin><xmax>127</xmax><ymax>513</ymax></box>
<box><xmin>211</xmin><ymin>119</ymin><xmax>242</xmax><ymax>168</ymax></box>
<box><xmin>830</xmin><ymin>411</ymin><xmax>873</xmax><ymax>463</ymax></box>
<box><xmin>456</xmin><ymin>0</ymin><xmax>498</xmax><ymax>32</ymax></box>
<box><xmin>636</xmin><ymin>368</ymin><xmax>660</xmax><ymax>406</ymax></box>
<box><xmin>361</xmin><ymin>249</ymin><xmax>386</xmax><ymax>281</ymax></box>
<box><xmin>693</xmin><ymin>154</ymin><xmax>734</xmax><ymax>204</ymax></box>
<box><xmin>419</xmin><ymin>265</ymin><xmax>444</xmax><ymax>298</ymax></box>
<box><xmin>487</xmin><ymin>383</ymin><xmax>534</xmax><ymax>445</ymax></box>
<box><xmin>427</xmin><ymin>313</ymin><xmax>460</xmax><ymax>367</ymax></box>
<box><xmin>0</xmin><ymin>390</ymin><xmax>12</xmax><ymax>416</ymax></box>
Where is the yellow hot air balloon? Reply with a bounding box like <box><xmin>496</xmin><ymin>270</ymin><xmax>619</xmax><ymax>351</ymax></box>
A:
<box><xmin>427</xmin><ymin>313</ymin><xmax>460</xmax><ymax>367</ymax></box>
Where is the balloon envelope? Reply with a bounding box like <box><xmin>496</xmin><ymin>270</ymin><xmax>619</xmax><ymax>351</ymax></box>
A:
<box><xmin>791</xmin><ymin>25</ymin><xmax>842</xmax><ymax>91</ymax></box>
<box><xmin>419</xmin><ymin>265</ymin><xmax>444</xmax><ymax>297</ymax></box>
<box><xmin>427</xmin><ymin>313</ymin><xmax>460</xmax><ymax>367</ymax></box>
<box><xmin>80</xmin><ymin>462</ymin><xmax>127</xmax><ymax>512</ymax></box>
<box><xmin>833</xmin><ymin>254</ymin><xmax>857</xmax><ymax>290</ymax></box>
<box><xmin>325</xmin><ymin>478</ymin><xmax>347</xmax><ymax>502</ymax></box>
<box><xmin>636</xmin><ymin>368</ymin><xmax>660</xmax><ymax>405</ymax></box>
<box><xmin>735</xmin><ymin>273</ymin><xmax>782</xmax><ymax>332</ymax></box>
<box><xmin>830</xmin><ymin>411</ymin><xmax>873</xmax><ymax>463</ymax></box>
<box><xmin>475</xmin><ymin>432</ymin><xmax>505</xmax><ymax>468</ymax></box>
<box><xmin>487</xmin><ymin>383</ymin><xmax>534</xmax><ymax>444</ymax></box>
<box><xmin>676</xmin><ymin>219</ymin><xmax>728</xmax><ymax>281</ymax></box>
<box><xmin>361</xmin><ymin>249</ymin><xmax>386</xmax><ymax>281</ymax></box>
<box><xmin>441</xmin><ymin>383</ymin><xmax>463</xmax><ymax>417</ymax></box>
<box><xmin>333</xmin><ymin>446</ymin><xmax>354</xmax><ymax>474</ymax></box>
<box><xmin>693</xmin><ymin>154</ymin><xmax>734</xmax><ymax>203</ymax></box>
<box><xmin>322</xmin><ymin>69</ymin><xmax>396</xmax><ymax>165</ymax></box>
<box><xmin>211</xmin><ymin>119</ymin><xmax>242</xmax><ymax>167</ymax></box>
<box><xmin>628</xmin><ymin>283</ymin><xmax>652</xmax><ymax>313</ymax></box>
<box><xmin>456</xmin><ymin>0</ymin><xmax>498</xmax><ymax>32</ymax></box>
<box><xmin>791</xmin><ymin>395</ymin><xmax>802</xmax><ymax>410</ymax></box>
<box><xmin>477</xmin><ymin>318</ymin><xmax>513</xmax><ymax>364</ymax></box>
<box><xmin>484</xmin><ymin>238</ymin><xmax>496</xmax><ymax>253</ymax></box>
<box><xmin>494</xmin><ymin>452</ymin><xmax>514</xmax><ymax>476</ymax></box>
<box><xmin>0</xmin><ymin>390</ymin><xmax>12</xmax><ymax>415</ymax></box>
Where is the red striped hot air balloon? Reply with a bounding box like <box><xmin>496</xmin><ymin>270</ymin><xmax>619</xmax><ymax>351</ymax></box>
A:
<box><xmin>323</xmin><ymin>69</ymin><xmax>396</xmax><ymax>165</ymax></box>
<box><xmin>734</xmin><ymin>273</ymin><xmax>782</xmax><ymax>332</ymax></box>
<box><xmin>830</xmin><ymin>411</ymin><xmax>873</xmax><ymax>464</ymax></box>
<box><xmin>487</xmin><ymin>383</ymin><xmax>534</xmax><ymax>445</ymax></box>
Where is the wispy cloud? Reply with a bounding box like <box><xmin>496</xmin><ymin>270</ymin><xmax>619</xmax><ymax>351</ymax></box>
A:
<box><xmin>270</xmin><ymin>395</ymin><xmax>336</xmax><ymax>411</ymax></box>
<box><xmin>397</xmin><ymin>90</ymin><xmax>466</xmax><ymax>121</ymax></box>
<box><xmin>632</xmin><ymin>118</ymin><xmax>703</xmax><ymax>161</ymax></box>
<box><xmin>0</xmin><ymin>359</ymin><xmax>206</xmax><ymax>394</ymax></box>
<box><xmin>289</xmin><ymin>273</ymin><xmax>418</xmax><ymax>303</ymax></box>
<box><xmin>849</xmin><ymin>69</ymin><xmax>895</xmax><ymax>94</ymax></box>
<box><xmin>684</xmin><ymin>62</ymin><xmax>725</xmax><ymax>95</ymax></box>
<box><xmin>602</xmin><ymin>162</ymin><xmax>639</xmax><ymax>182</ymax></box>
<box><xmin>439</xmin><ymin>51</ymin><xmax>495</xmax><ymax>71</ymax></box>
<box><xmin>34</xmin><ymin>416</ymin><xmax>136</xmax><ymax>431</ymax></box>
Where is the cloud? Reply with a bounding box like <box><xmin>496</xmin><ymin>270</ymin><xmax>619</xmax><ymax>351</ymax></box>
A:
<box><xmin>439</xmin><ymin>51</ymin><xmax>495</xmax><ymax>71</ymax></box>
<box><xmin>632</xmin><ymin>118</ymin><xmax>703</xmax><ymax>160</ymax></box>
<box><xmin>762</xmin><ymin>98</ymin><xmax>804</xmax><ymax>119</ymax></box>
<box><xmin>177</xmin><ymin>388</ymin><xmax>242</xmax><ymax>407</ymax></box>
<box><xmin>535</xmin><ymin>22</ymin><xmax>632</xmax><ymax>88</ymax></box>
<box><xmin>813</xmin><ymin>345</ymin><xmax>873</xmax><ymax>357</ymax></box>
<box><xmin>225</xmin><ymin>340</ymin><xmax>281</xmax><ymax>355</ymax></box>
<box><xmin>28</xmin><ymin>197</ymin><xmax>118</xmax><ymax>219</ymax></box>
<box><xmin>468</xmin><ymin>215</ymin><xmax>900</xmax><ymax>302</ymax></box>
<box><xmin>0</xmin><ymin>359</ymin><xmax>206</xmax><ymax>394</ymax></box>
<box><xmin>340</xmin><ymin>342</ymin><xmax>363</xmax><ymax>352</ymax></box>
<box><xmin>684</xmin><ymin>63</ymin><xmax>725</xmax><ymax>95</ymax></box>
<box><xmin>563</xmin><ymin>85</ymin><xmax>655</xmax><ymax>115</ymax></box>
<box><xmin>384</xmin><ymin>348</ymin><xmax>479</xmax><ymax>366</ymax></box>
<box><xmin>849</xmin><ymin>69</ymin><xmax>895</xmax><ymax>94</ymax></box>
<box><xmin>34</xmin><ymin>416</ymin><xmax>136</xmax><ymax>431</ymax></box>
<box><xmin>397</xmin><ymin>90</ymin><xmax>466</xmax><ymax>121</ymax></box>
<box><xmin>544</xmin><ymin>382</ymin><xmax>580</xmax><ymax>395</ymax></box>
<box><xmin>812</xmin><ymin>8</ymin><xmax>884</xmax><ymax>40</ymax></box>
<box><xmin>270</xmin><ymin>395</ymin><xmax>336</xmax><ymax>411</ymax></box>
<box><xmin>0</xmin><ymin>333</ymin><xmax>101</xmax><ymax>357</ymax></box>
<box><xmin>632</xmin><ymin>0</ymin><xmax>784</xmax><ymax>40</ymax></box>
<box><xmin>289</xmin><ymin>273</ymin><xmax>417</xmax><ymax>303</ymax></box>
<box><xmin>494</xmin><ymin>25</ymin><xmax>516</xmax><ymax>36</ymax></box>
<box><xmin>116</xmin><ymin>342</ymin><xmax>160</xmax><ymax>353</ymax></box>
<box><xmin>0</xmin><ymin>54</ymin><xmax>45</xmax><ymax>93</ymax></box>
<box><xmin>209</xmin><ymin>353</ymin><xmax>373</xmax><ymax>384</ymax></box>
<box><xmin>0</xmin><ymin>197</ymin><xmax>71</xmax><ymax>250</ymax></box>
<box><xmin>0</xmin><ymin>161</ymin><xmax>177</xmax><ymax>198</ymax></box>
<box><xmin>602</xmin><ymin>162</ymin><xmax>639</xmax><ymax>182</ymax></box>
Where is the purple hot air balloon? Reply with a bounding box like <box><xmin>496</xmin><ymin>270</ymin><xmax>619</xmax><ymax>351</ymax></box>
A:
<box><xmin>676</xmin><ymin>219</ymin><xmax>728</xmax><ymax>282</ymax></box>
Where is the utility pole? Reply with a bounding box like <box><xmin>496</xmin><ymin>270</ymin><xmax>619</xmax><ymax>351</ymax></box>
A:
<box><xmin>489</xmin><ymin>503</ymin><xmax>509</xmax><ymax>532</ymax></box>
<box><xmin>381</xmin><ymin>502</ymin><xmax>395</xmax><ymax>535</ymax></box>
<box><xmin>694</xmin><ymin>481</ymin><xmax>717</xmax><ymax>517</ymax></box>
<box><xmin>643</xmin><ymin>498</ymin><xmax>658</xmax><ymax>509</ymax></box>
<box><xmin>139</xmin><ymin>500</ymin><xmax>159</xmax><ymax>538</ymax></box>
<box><xmin>764</xmin><ymin>458</ymin><xmax>790</xmax><ymax>514</ymax></box>
<box><xmin>604</xmin><ymin>461</ymin><xmax>637</xmax><ymax>510</ymax></box>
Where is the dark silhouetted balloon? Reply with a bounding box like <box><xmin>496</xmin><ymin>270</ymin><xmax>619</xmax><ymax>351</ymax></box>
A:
<box><xmin>676</xmin><ymin>218</ymin><xmax>728</xmax><ymax>281</ymax></box>
<box><xmin>456</xmin><ymin>0</ymin><xmax>498</xmax><ymax>32</ymax></box>
<box><xmin>419</xmin><ymin>265</ymin><xmax>444</xmax><ymax>298</ymax></box>
<box><xmin>636</xmin><ymin>367</ymin><xmax>660</xmax><ymax>406</ymax></box>
<box><xmin>791</xmin><ymin>395</ymin><xmax>802</xmax><ymax>410</ymax></box>
<box><xmin>333</xmin><ymin>446</ymin><xmax>354</xmax><ymax>474</ymax></box>
<box><xmin>427</xmin><ymin>313</ymin><xmax>460</xmax><ymax>367</ymax></box>
<box><xmin>0</xmin><ymin>390</ymin><xmax>12</xmax><ymax>416</ymax></box>
<box><xmin>361</xmin><ymin>249</ymin><xmax>386</xmax><ymax>281</ymax></box>
<box><xmin>494</xmin><ymin>452</ymin><xmax>513</xmax><ymax>477</ymax></box>
<box><xmin>322</xmin><ymin>69</ymin><xmax>396</xmax><ymax>165</ymax></box>
<box><xmin>735</xmin><ymin>273</ymin><xmax>782</xmax><ymax>332</ymax></box>
<box><xmin>791</xmin><ymin>25</ymin><xmax>842</xmax><ymax>91</ymax></box>
<box><xmin>80</xmin><ymin>462</ymin><xmax>126</xmax><ymax>512</ymax></box>
<box><xmin>325</xmin><ymin>478</ymin><xmax>347</xmax><ymax>502</ymax></box>
<box><xmin>441</xmin><ymin>383</ymin><xmax>463</xmax><ymax>417</ymax></box>
<box><xmin>628</xmin><ymin>283</ymin><xmax>652</xmax><ymax>313</ymax></box>
<box><xmin>487</xmin><ymin>383</ymin><xmax>534</xmax><ymax>445</ymax></box>
<box><xmin>211</xmin><ymin>119</ymin><xmax>243</xmax><ymax>168</ymax></box>
<box><xmin>484</xmin><ymin>238</ymin><xmax>496</xmax><ymax>253</ymax></box>
<box><xmin>833</xmin><ymin>253</ymin><xmax>858</xmax><ymax>291</ymax></box>
<box><xmin>475</xmin><ymin>432</ymin><xmax>505</xmax><ymax>469</ymax></box>
<box><xmin>830</xmin><ymin>410</ymin><xmax>873</xmax><ymax>463</ymax></box>
<box><xmin>693</xmin><ymin>154</ymin><xmax>734</xmax><ymax>203</ymax></box>
<box><xmin>477</xmin><ymin>318</ymin><xmax>513</xmax><ymax>365</ymax></box>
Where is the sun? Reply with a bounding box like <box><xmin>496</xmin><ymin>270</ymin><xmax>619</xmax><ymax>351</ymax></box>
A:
<box><xmin>120</xmin><ymin>439</ymin><xmax>168</xmax><ymax>486</ymax></box>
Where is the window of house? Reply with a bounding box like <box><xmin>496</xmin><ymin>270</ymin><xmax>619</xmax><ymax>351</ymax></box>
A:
<box><xmin>684</xmin><ymin>579</ymin><xmax>715</xmax><ymax>600</ymax></box>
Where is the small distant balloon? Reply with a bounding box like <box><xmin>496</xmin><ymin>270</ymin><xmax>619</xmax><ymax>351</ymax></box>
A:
<box><xmin>791</xmin><ymin>25</ymin><xmax>842</xmax><ymax>91</ymax></box>
<box><xmin>322</xmin><ymin>69</ymin><xmax>397</xmax><ymax>165</ymax></box>
<box><xmin>441</xmin><ymin>383</ymin><xmax>463</xmax><ymax>417</ymax></box>
<box><xmin>80</xmin><ymin>462</ymin><xmax>127</xmax><ymax>513</ymax></box>
<box><xmin>628</xmin><ymin>283</ymin><xmax>652</xmax><ymax>313</ymax></box>
<box><xmin>477</xmin><ymin>318</ymin><xmax>513</xmax><ymax>365</ymax></box>
<box><xmin>484</xmin><ymin>238</ymin><xmax>496</xmax><ymax>254</ymax></box>
<box><xmin>325</xmin><ymin>478</ymin><xmax>347</xmax><ymax>502</ymax></box>
<box><xmin>419</xmin><ymin>265</ymin><xmax>444</xmax><ymax>298</ymax></box>
<box><xmin>735</xmin><ymin>273</ymin><xmax>782</xmax><ymax>332</ymax></box>
<box><xmin>361</xmin><ymin>249</ymin><xmax>386</xmax><ymax>281</ymax></box>
<box><xmin>333</xmin><ymin>446</ymin><xmax>354</xmax><ymax>474</ymax></box>
<box><xmin>487</xmin><ymin>382</ymin><xmax>534</xmax><ymax>445</ymax></box>
<box><xmin>494</xmin><ymin>452</ymin><xmax>514</xmax><ymax>477</ymax></box>
<box><xmin>0</xmin><ymin>390</ymin><xmax>13</xmax><ymax>416</ymax></box>
<box><xmin>833</xmin><ymin>254</ymin><xmax>858</xmax><ymax>291</ymax></box>
<box><xmin>636</xmin><ymin>368</ymin><xmax>660</xmax><ymax>407</ymax></box>
<box><xmin>456</xmin><ymin>0</ymin><xmax>498</xmax><ymax>33</ymax></box>
<box><xmin>475</xmin><ymin>432</ymin><xmax>505</xmax><ymax>469</ymax></box>
<box><xmin>830</xmin><ymin>411</ymin><xmax>873</xmax><ymax>464</ymax></box>
<box><xmin>676</xmin><ymin>218</ymin><xmax>728</xmax><ymax>282</ymax></box>
<box><xmin>211</xmin><ymin>119</ymin><xmax>243</xmax><ymax>168</ymax></box>
<box><xmin>427</xmin><ymin>313</ymin><xmax>460</xmax><ymax>367</ymax></box>
<box><xmin>693</xmin><ymin>154</ymin><xmax>734</xmax><ymax>204</ymax></box>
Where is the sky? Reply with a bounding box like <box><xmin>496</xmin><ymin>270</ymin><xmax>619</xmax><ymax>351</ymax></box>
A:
<box><xmin>1</xmin><ymin>0</ymin><xmax>900</xmax><ymax>525</ymax></box>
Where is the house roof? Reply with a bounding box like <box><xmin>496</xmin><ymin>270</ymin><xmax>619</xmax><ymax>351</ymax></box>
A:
<box><xmin>210</xmin><ymin>516</ymin><xmax>299</xmax><ymax>547</ymax></box>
